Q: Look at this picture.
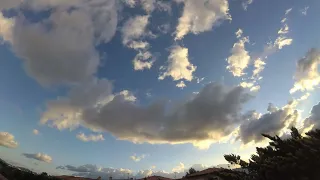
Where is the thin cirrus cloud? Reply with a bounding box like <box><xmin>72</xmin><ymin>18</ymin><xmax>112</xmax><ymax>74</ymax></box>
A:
<box><xmin>76</xmin><ymin>133</ymin><xmax>105</xmax><ymax>142</ymax></box>
<box><xmin>0</xmin><ymin>132</ymin><xmax>18</xmax><ymax>148</ymax></box>
<box><xmin>22</xmin><ymin>153</ymin><xmax>53</xmax><ymax>163</ymax></box>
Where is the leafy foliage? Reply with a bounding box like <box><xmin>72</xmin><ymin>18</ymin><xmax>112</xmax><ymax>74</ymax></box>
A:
<box><xmin>224</xmin><ymin>127</ymin><xmax>320</xmax><ymax>180</ymax></box>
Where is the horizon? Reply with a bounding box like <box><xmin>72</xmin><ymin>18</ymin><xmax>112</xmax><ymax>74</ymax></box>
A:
<box><xmin>0</xmin><ymin>0</ymin><xmax>320</xmax><ymax>179</ymax></box>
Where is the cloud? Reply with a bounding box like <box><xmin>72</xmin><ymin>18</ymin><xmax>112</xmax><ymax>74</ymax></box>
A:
<box><xmin>57</xmin><ymin>164</ymin><xmax>132</xmax><ymax>179</ymax></box>
<box><xmin>121</xmin><ymin>15</ymin><xmax>150</xmax><ymax>46</ymax></box>
<box><xmin>41</xmin><ymin>82</ymin><xmax>251</xmax><ymax>149</ymax></box>
<box><xmin>172</xmin><ymin>162</ymin><xmax>185</xmax><ymax>173</ymax></box>
<box><xmin>130</xmin><ymin>154</ymin><xmax>146</xmax><ymax>162</ymax></box>
<box><xmin>303</xmin><ymin>102</ymin><xmax>320</xmax><ymax>129</ymax></box>
<box><xmin>40</xmin><ymin>79</ymin><xmax>114</xmax><ymax>130</ymax></box>
<box><xmin>133</xmin><ymin>51</ymin><xmax>155</xmax><ymax>71</ymax></box>
<box><xmin>300</xmin><ymin>6</ymin><xmax>309</xmax><ymax>16</ymax></box>
<box><xmin>159</xmin><ymin>45</ymin><xmax>196</xmax><ymax>83</ymax></box>
<box><xmin>0</xmin><ymin>132</ymin><xmax>18</xmax><ymax>148</ymax></box>
<box><xmin>76</xmin><ymin>133</ymin><xmax>105</xmax><ymax>142</ymax></box>
<box><xmin>23</xmin><ymin>153</ymin><xmax>53</xmax><ymax>163</ymax></box>
<box><xmin>1</xmin><ymin>1</ymin><xmax>118</xmax><ymax>86</ymax></box>
<box><xmin>252</xmin><ymin>58</ymin><xmax>266</xmax><ymax>77</ymax></box>
<box><xmin>241</xmin><ymin>0</ymin><xmax>253</xmax><ymax>10</ymax></box>
<box><xmin>122</xmin><ymin>0</ymin><xmax>171</xmax><ymax>14</ymax></box>
<box><xmin>0</xmin><ymin>13</ymin><xmax>15</xmax><ymax>43</ymax></box>
<box><xmin>227</xmin><ymin>30</ymin><xmax>250</xmax><ymax>77</ymax></box>
<box><xmin>0</xmin><ymin>0</ymin><xmax>21</xmax><ymax>11</ymax></box>
<box><xmin>174</xmin><ymin>0</ymin><xmax>231</xmax><ymax>40</ymax></box>
<box><xmin>290</xmin><ymin>48</ymin><xmax>320</xmax><ymax>94</ymax></box>
<box><xmin>285</xmin><ymin>8</ymin><xmax>293</xmax><ymax>15</ymax></box>
<box><xmin>33</xmin><ymin>129</ymin><xmax>39</xmax><ymax>135</ymax></box>
<box><xmin>238</xmin><ymin>101</ymin><xmax>299</xmax><ymax>144</ymax></box>
<box><xmin>176</xmin><ymin>81</ymin><xmax>186</xmax><ymax>89</ymax></box>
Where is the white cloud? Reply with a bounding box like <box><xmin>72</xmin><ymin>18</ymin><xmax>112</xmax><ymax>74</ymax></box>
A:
<box><xmin>119</xmin><ymin>90</ymin><xmax>137</xmax><ymax>102</ymax></box>
<box><xmin>290</xmin><ymin>48</ymin><xmax>320</xmax><ymax>93</ymax></box>
<box><xmin>172</xmin><ymin>162</ymin><xmax>185</xmax><ymax>173</ymax></box>
<box><xmin>176</xmin><ymin>81</ymin><xmax>186</xmax><ymax>89</ymax></box>
<box><xmin>23</xmin><ymin>153</ymin><xmax>53</xmax><ymax>163</ymax></box>
<box><xmin>174</xmin><ymin>0</ymin><xmax>231</xmax><ymax>40</ymax></box>
<box><xmin>77</xmin><ymin>133</ymin><xmax>105</xmax><ymax>142</ymax></box>
<box><xmin>278</xmin><ymin>24</ymin><xmax>289</xmax><ymax>34</ymax></box>
<box><xmin>159</xmin><ymin>45</ymin><xmax>196</xmax><ymax>82</ymax></box>
<box><xmin>301</xmin><ymin>6</ymin><xmax>309</xmax><ymax>16</ymax></box>
<box><xmin>33</xmin><ymin>129</ymin><xmax>39</xmax><ymax>135</ymax></box>
<box><xmin>253</xmin><ymin>58</ymin><xmax>266</xmax><ymax>77</ymax></box>
<box><xmin>130</xmin><ymin>154</ymin><xmax>146</xmax><ymax>162</ymax></box>
<box><xmin>274</xmin><ymin>36</ymin><xmax>293</xmax><ymax>50</ymax></box>
<box><xmin>0</xmin><ymin>132</ymin><xmax>18</xmax><ymax>148</ymax></box>
<box><xmin>250</xmin><ymin>85</ymin><xmax>260</xmax><ymax>92</ymax></box>
<box><xmin>0</xmin><ymin>13</ymin><xmax>15</xmax><ymax>43</ymax></box>
<box><xmin>227</xmin><ymin>30</ymin><xmax>250</xmax><ymax>77</ymax></box>
<box><xmin>122</xmin><ymin>0</ymin><xmax>171</xmax><ymax>14</ymax></box>
<box><xmin>242</xmin><ymin>0</ymin><xmax>253</xmax><ymax>10</ymax></box>
<box><xmin>285</xmin><ymin>8</ymin><xmax>293</xmax><ymax>15</ymax></box>
<box><xmin>128</xmin><ymin>41</ymin><xmax>150</xmax><ymax>50</ymax></box>
<box><xmin>133</xmin><ymin>51</ymin><xmax>155</xmax><ymax>71</ymax></box>
<box><xmin>121</xmin><ymin>15</ymin><xmax>150</xmax><ymax>46</ymax></box>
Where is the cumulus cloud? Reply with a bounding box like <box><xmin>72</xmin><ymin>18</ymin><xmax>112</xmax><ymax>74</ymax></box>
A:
<box><xmin>0</xmin><ymin>13</ymin><xmax>15</xmax><ymax>43</ymax></box>
<box><xmin>122</xmin><ymin>0</ymin><xmax>171</xmax><ymax>14</ymax></box>
<box><xmin>0</xmin><ymin>0</ymin><xmax>21</xmax><ymax>11</ymax></box>
<box><xmin>159</xmin><ymin>45</ymin><xmax>196</xmax><ymax>83</ymax></box>
<box><xmin>1</xmin><ymin>1</ymin><xmax>118</xmax><ymax>86</ymax></box>
<box><xmin>77</xmin><ymin>133</ymin><xmax>105</xmax><ymax>142</ymax></box>
<box><xmin>133</xmin><ymin>51</ymin><xmax>155</xmax><ymax>71</ymax></box>
<box><xmin>174</xmin><ymin>0</ymin><xmax>231</xmax><ymax>40</ymax></box>
<box><xmin>130</xmin><ymin>154</ymin><xmax>146</xmax><ymax>162</ymax></box>
<box><xmin>23</xmin><ymin>153</ymin><xmax>53</xmax><ymax>163</ymax></box>
<box><xmin>33</xmin><ymin>129</ymin><xmax>39</xmax><ymax>135</ymax></box>
<box><xmin>172</xmin><ymin>162</ymin><xmax>185</xmax><ymax>173</ymax></box>
<box><xmin>57</xmin><ymin>164</ymin><xmax>132</xmax><ymax>179</ymax></box>
<box><xmin>227</xmin><ymin>29</ymin><xmax>250</xmax><ymax>77</ymax></box>
<box><xmin>0</xmin><ymin>132</ymin><xmax>18</xmax><ymax>148</ymax></box>
<box><xmin>238</xmin><ymin>101</ymin><xmax>299</xmax><ymax>144</ymax></box>
<box><xmin>290</xmin><ymin>48</ymin><xmax>320</xmax><ymax>94</ymax></box>
<box><xmin>121</xmin><ymin>15</ymin><xmax>150</xmax><ymax>46</ymax></box>
<box><xmin>303</xmin><ymin>102</ymin><xmax>320</xmax><ymax>129</ymax></box>
<box><xmin>176</xmin><ymin>81</ymin><xmax>186</xmax><ymax>89</ymax></box>
<box><xmin>41</xmin><ymin>82</ymin><xmax>250</xmax><ymax>149</ymax></box>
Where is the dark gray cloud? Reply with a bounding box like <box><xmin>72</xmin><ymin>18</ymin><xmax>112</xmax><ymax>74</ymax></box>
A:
<box><xmin>0</xmin><ymin>0</ymin><xmax>21</xmax><ymax>10</ymax></box>
<box><xmin>42</xmin><ymin>83</ymin><xmax>251</xmax><ymax>147</ymax></box>
<box><xmin>238</xmin><ymin>101</ymin><xmax>299</xmax><ymax>144</ymax></box>
<box><xmin>57</xmin><ymin>164</ymin><xmax>132</xmax><ymax>179</ymax></box>
<box><xmin>2</xmin><ymin>0</ymin><xmax>118</xmax><ymax>86</ymax></box>
<box><xmin>303</xmin><ymin>102</ymin><xmax>320</xmax><ymax>129</ymax></box>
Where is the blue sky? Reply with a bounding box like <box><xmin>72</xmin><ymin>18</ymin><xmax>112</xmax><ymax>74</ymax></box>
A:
<box><xmin>1</xmin><ymin>0</ymin><xmax>320</xmax><ymax>179</ymax></box>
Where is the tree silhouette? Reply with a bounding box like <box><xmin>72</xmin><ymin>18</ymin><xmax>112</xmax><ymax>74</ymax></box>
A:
<box><xmin>224</xmin><ymin>127</ymin><xmax>320</xmax><ymax>180</ymax></box>
<box><xmin>185</xmin><ymin>167</ymin><xmax>198</xmax><ymax>176</ymax></box>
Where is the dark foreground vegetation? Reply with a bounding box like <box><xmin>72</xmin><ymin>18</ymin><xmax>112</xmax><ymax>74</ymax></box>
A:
<box><xmin>222</xmin><ymin>127</ymin><xmax>320</xmax><ymax>180</ymax></box>
<box><xmin>1</xmin><ymin>127</ymin><xmax>320</xmax><ymax>180</ymax></box>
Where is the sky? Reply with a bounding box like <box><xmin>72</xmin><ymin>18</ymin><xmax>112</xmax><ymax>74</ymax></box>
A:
<box><xmin>0</xmin><ymin>0</ymin><xmax>320</xmax><ymax>179</ymax></box>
